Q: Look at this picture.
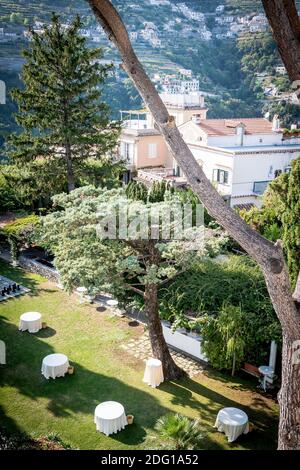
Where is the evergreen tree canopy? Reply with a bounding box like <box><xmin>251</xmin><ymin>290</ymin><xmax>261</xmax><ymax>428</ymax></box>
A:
<box><xmin>7</xmin><ymin>14</ymin><xmax>121</xmax><ymax>194</ymax></box>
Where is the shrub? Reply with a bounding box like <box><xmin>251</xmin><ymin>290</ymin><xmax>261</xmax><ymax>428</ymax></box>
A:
<box><xmin>155</xmin><ymin>414</ymin><xmax>203</xmax><ymax>450</ymax></box>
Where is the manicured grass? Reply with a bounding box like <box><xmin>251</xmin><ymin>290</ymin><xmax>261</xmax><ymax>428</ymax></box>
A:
<box><xmin>0</xmin><ymin>260</ymin><xmax>279</xmax><ymax>450</ymax></box>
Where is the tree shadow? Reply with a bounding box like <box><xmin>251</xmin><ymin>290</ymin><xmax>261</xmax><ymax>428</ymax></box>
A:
<box><xmin>35</xmin><ymin>327</ymin><xmax>56</xmax><ymax>338</ymax></box>
<box><xmin>0</xmin><ymin>318</ymin><xmax>166</xmax><ymax>447</ymax></box>
<box><xmin>159</xmin><ymin>377</ymin><xmax>278</xmax><ymax>450</ymax></box>
<box><xmin>96</xmin><ymin>306</ymin><xmax>106</xmax><ymax>313</ymax></box>
<box><xmin>0</xmin><ymin>260</ymin><xmax>40</xmax><ymax>295</ymax></box>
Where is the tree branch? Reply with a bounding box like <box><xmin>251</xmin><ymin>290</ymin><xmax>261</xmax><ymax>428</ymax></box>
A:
<box><xmin>262</xmin><ymin>0</ymin><xmax>300</xmax><ymax>82</ymax></box>
<box><xmin>88</xmin><ymin>0</ymin><xmax>300</xmax><ymax>334</ymax></box>
<box><xmin>124</xmin><ymin>283</ymin><xmax>145</xmax><ymax>297</ymax></box>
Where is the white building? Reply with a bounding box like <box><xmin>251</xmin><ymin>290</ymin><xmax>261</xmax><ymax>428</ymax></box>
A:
<box><xmin>216</xmin><ymin>5</ymin><xmax>225</xmax><ymax>13</ymax></box>
<box><xmin>179</xmin><ymin>68</ymin><xmax>193</xmax><ymax>77</ymax></box>
<box><xmin>162</xmin><ymin>78</ymin><xmax>200</xmax><ymax>94</ymax></box>
<box><xmin>130</xmin><ymin>31</ymin><xmax>138</xmax><ymax>41</ymax></box>
<box><xmin>177</xmin><ymin>115</ymin><xmax>300</xmax><ymax>208</ymax></box>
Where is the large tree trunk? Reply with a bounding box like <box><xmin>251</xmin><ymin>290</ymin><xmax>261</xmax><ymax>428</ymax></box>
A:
<box><xmin>144</xmin><ymin>282</ymin><xmax>185</xmax><ymax>381</ymax></box>
<box><xmin>88</xmin><ymin>0</ymin><xmax>300</xmax><ymax>449</ymax></box>
<box><xmin>262</xmin><ymin>0</ymin><xmax>300</xmax><ymax>83</ymax></box>
<box><xmin>278</xmin><ymin>335</ymin><xmax>300</xmax><ymax>449</ymax></box>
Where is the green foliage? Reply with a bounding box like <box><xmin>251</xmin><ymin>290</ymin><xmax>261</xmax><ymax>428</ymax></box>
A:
<box><xmin>159</xmin><ymin>255</ymin><xmax>281</xmax><ymax>367</ymax></box>
<box><xmin>282</xmin><ymin>158</ymin><xmax>300</xmax><ymax>288</ymax></box>
<box><xmin>125</xmin><ymin>180</ymin><xmax>148</xmax><ymax>202</ymax></box>
<box><xmin>240</xmin><ymin>159</ymin><xmax>300</xmax><ymax>287</ymax></box>
<box><xmin>155</xmin><ymin>414</ymin><xmax>203</xmax><ymax>450</ymax></box>
<box><xmin>148</xmin><ymin>180</ymin><xmax>172</xmax><ymax>203</ymax></box>
<box><xmin>1</xmin><ymin>214</ymin><xmax>39</xmax><ymax>238</ymax></box>
<box><xmin>38</xmin><ymin>186</ymin><xmax>218</xmax><ymax>298</ymax></box>
<box><xmin>1</xmin><ymin>214</ymin><xmax>40</xmax><ymax>261</ymax></box>
<box><xmin>263</xmin><ymin>101</ymin><xmax>300</xmax><ymax>128</ymax></box>
<box><xmin>0</xmin><ymin>172</ymin><xmax>20</xmax><ymax>211</ymax></box>
<box><xmin>199</xmin><ymin>304</ymin><xmax>246</xmax><ymax>375</ymax></box>
<box><xmin>7</xmin><ymin>14</ymin><xmax>120</xmax><ymax>194</ymax></box>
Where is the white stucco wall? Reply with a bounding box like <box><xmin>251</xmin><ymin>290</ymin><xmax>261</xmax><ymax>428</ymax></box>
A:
<box><xmin>189</xmin><ymin>145</ymin><xmax>234</xmax><ymax>196</ymax></box>
<box><xmin>207</xmin><ymin>132</ymin><xmax>283</xmax><ymax>148</ymax></box>
<box><xmin>231</xmin><ymin>150</ymin><xmax>299</xmax><ymax>197</ymax></box>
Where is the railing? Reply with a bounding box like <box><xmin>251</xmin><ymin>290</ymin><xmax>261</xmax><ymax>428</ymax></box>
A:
<box><xmin>137</xmin><ymin>168</ymin><xmax>174</xmax><ymax>182</ymax></box>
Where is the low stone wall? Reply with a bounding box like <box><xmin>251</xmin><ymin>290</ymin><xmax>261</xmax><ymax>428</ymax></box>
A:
<box><xmin>18</xmin><ymin>256</ymin><xmax>59</xmax><ymax>283</ymax></box>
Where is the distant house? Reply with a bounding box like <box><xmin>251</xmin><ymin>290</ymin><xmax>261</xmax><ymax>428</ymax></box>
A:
<box><xmin>118</xmin><ymin>99</ymin><xmax>300</xmax><ymax>208</ymax></box>
<box><xmin>201</xmin><ymin>30</ymin><xmax>212</xmax><ymax>41</ymax></box>
<box><xmin>216</xmin><ymin>5</ymin><xmax>225</xmax><ymax>13</ymax></box>
<box><xmin>130</xmin><ymin>31</ymin><xmax>138</xmax><ymax>41</ymax></box>
<box><xmin>117</xmin><ymin>92</ymin><xmax>207</xmax><ymax>184</ymax></box>
<box><xmin>162</xmin><ymin>78</ymin><xmax>200</xmax><ymax>94</ymax></box>
<box><xmin>179</xmin><ymin>68</ymin><xmax>192</xmax><ymax>78</ymax></box>
<box><xmin>149</xmin><ymin>37</ymin><xmax>162</xmax><ymax>48</ymax></box>
<box><xmin>276</xmin><ymin>66</ymin><xmax>287</xmax><ymax>75</ymax></box>
<box><xmin>175</xmin><ymin>115</ymin><xmax>300</xmax><ymax>208</ymax></box>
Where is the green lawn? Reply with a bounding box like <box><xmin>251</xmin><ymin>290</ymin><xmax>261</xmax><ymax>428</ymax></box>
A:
<box><xmin>0</xmin><ymin>260</ymin><xmax>279</xmax><ymax>450</ymax></box>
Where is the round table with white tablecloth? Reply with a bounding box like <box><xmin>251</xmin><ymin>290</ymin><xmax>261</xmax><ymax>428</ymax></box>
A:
<box><xmin>19</xmin><ymin>311</ymin><xmax>42</xmax><ymax>333</ymax></box>
<box><xmin>258</xmin><ymin>365</ymin><xmax>274</xmax><ymax>392</ymax></box>
<box><xmin>214</xmin><ymin>407</ymin><xmax>249</xmax><ymax>443</ymax></box>
<box><xmin>94</xmin><ymin>401</ymin><xmax>127</xmax><ymax>436</ymax></box>
<box><xmin>41</xmin><ymin>353</ymin><xmax>69</xmax><ymax>379</ymax></box>
<box><xmin>143</xmin><ymin>358</ymin><xmax>164</xmax><ymax>388</ymax></box>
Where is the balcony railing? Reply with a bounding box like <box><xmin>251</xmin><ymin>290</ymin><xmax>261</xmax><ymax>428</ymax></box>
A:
<box><xmin>137</xmin><ymin>168</ymin><xmax>187</xmax><ymax>186</ymax></box>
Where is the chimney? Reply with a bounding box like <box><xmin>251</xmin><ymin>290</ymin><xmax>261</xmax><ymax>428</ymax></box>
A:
<box><xmin>235</xmin><ymin>122</ymin><xmax>245</xmax><ymax>146</ymax></box>
<box><xmin>192</xmin><ymin>114</ymin><xmax>201</xmax><ymax>125</ymax></box>
<box><xmin>272</xmin><ymin>114</ymin><xmax>280</xmax><ymax>131</ymax></box>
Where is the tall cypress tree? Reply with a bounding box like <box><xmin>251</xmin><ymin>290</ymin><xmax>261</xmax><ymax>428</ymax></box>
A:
<box><xmin>8</xmin><ymin>14</ymin><xmax>120</xmax><ymax>193</ymax></box>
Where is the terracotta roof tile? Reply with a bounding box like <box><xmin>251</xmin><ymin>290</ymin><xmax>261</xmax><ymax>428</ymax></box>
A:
<box><xmin>198</xmin><ymin>118</ymin><xmax>275</xmax><ymax>136</ymax></box>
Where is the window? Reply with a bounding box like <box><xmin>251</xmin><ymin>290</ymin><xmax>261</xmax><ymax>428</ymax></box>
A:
<box><xmin>213</xmin><ymin>169</ymin><xmax>229</xmax><ymax>184</ymax></box>
<box><xmin>120</xmin><ymin>142</ymin><xmax>133</xmax><ymax>163</ymax></box>
<box><xmin>148</xmin><ymin>143</ymin><xmax>157</xmax><ymax>158</ymax></box>
<box><xmin>253</xmin><ymin>181</ymin><xmax>269</xmax><ymax>195</ymax></box>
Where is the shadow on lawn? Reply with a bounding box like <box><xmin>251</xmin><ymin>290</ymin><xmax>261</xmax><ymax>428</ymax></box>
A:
<box><xmin>0</xmin><ymin>318</ymin><xmax>165</xmax><ymax>446</ymax></box>
<box><xmin>160</xmin><ymin>378</ymin><xmax>278</xmax><ymax>450</ymax></box>
<box><xmin>0</xmin><ymin>260</ymin><xmax>40</xmax><ymax>295</ymax></box>
<box><xmin>0</xmin><ymin>312</ymin><xmax>278</xmax><ymax>450</ymax></box>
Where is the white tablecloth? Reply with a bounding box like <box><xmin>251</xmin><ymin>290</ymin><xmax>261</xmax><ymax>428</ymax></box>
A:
<box><xmin>41</xmin><ymin>353</ymin><xmax>69</xmax><ymax>379</ymax></box>
<box><xmin>143</xmin><ymin>358</ymin><xmax>164</xmax><ymax>388</ymax></box>
<box><xmin>94</xmin><ymin>401</ymin><xmax>127</xmax><ymax>436</ymax></box>
<box><xmin>19</xmin><ymin>312</ymin><xmax>42</xmax><ymax>333</ymax></box>
<box><xmin>214</xmin><ymin>407</ymin><xmax>249</xmax><ymax>443</ymax></box>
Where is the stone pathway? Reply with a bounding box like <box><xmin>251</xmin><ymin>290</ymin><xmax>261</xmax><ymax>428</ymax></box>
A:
<box><xmin>122</xmin><ymin>332</ymin><xmax>204</xmax><ymax>377</ymax></box>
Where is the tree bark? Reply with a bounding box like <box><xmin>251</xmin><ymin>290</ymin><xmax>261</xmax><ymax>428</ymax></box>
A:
<box><xmin>65</xmin><ymin>141</ymin><xmax>75</xmax><ymax>193</ymax></box>
<box><xmin>127</xmin><ymin>239</ymin><xmax>185</xmax><ymax>380</ymax></box>
<box><xmin>262</xmin><ymin>0</ymin><xmax>300</xmax><ymax>82</ymax></box>
<box><xmin>144</xmin><ymin>282</ymin><xmax>185</xmax><ymax>381</ymax></box>
<box><xmin>278</xmin><ymin>335</ymin><xmax>300</xmax><ymax>449</ymax></box>
<box><xmin>88</xmin><ymin>0</ymin><xmax>300</xmax><ymax>448</ymax></box>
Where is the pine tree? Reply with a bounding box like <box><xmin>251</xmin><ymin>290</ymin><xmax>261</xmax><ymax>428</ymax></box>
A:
<box><xmin>7</xmin><ymin>14</ymin><xmax>120</xmax><ymax>194</ymax></box>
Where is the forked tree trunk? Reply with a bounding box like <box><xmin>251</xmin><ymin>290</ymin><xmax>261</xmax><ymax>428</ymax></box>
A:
<box><xmin>144</xmin><ymin>283</ymin><xmax>185</xmax><ymax>381</ymax></box>
<box><xmin>88</xmin><ymin>0</ymin><xmax>300</xmax><ymax>449</ymax></box>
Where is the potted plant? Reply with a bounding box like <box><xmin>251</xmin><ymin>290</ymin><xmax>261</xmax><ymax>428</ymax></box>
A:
<box><xmin>127</xmin><ymin>414</ymin><xmax>134</xmax><ymax>425</ymax></box>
